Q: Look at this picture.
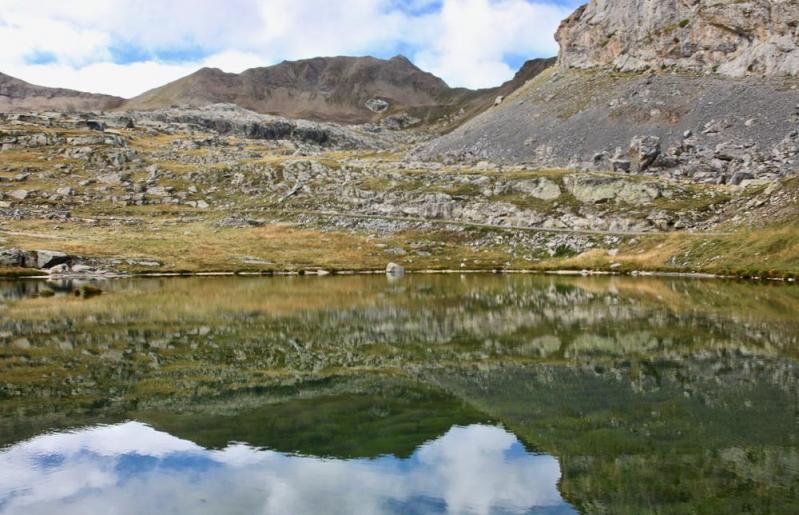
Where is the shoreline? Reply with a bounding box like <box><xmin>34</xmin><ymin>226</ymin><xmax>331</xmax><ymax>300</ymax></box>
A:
<box><xmin>2</xmin><ymin>267</ymin><xmax>796</xmax><ymax>283</ymax></box>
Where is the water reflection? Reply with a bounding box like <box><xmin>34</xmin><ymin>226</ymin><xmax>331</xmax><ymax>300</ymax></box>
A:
<box><xmin>0</xmin><ymin>423</ymin><xmax>574</xmax><ymax>515</ymax></box>
<box><xmin>1</xmin><ymin>275</ymin><xmax>798</xmax><ymax>512</ymax></box>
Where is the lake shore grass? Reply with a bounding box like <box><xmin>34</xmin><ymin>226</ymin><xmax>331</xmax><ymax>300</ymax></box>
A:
<box><xmin>1</xmin><ymin>218</ymin><xmax>797</xmax><ymax>280</ymax></box>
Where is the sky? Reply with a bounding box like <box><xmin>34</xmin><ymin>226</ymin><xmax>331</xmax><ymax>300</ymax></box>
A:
<box><xmin>0</xmin><ymin>0</ymin><xmax>584</xmax><ymax>98</ymax></box>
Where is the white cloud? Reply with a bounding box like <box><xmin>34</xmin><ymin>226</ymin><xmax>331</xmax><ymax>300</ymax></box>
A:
<box><xmin>3</xmin><ymin>61</ymin><xmax>196</xmax><ymax>98</ymax></box>
<box><xmin>0</xmin><ymin>422</ymin><xmax>570</xmax><ymax>515</ymax></box>
<box><xmin>415</xmin><ymin>0</ymin><xmax>571</xmax><ymax>88</ymax></box>
<box><xmin>0</xmin><ymin>0</ymin><xmax>572</xmax><ymax>97</ymax></box>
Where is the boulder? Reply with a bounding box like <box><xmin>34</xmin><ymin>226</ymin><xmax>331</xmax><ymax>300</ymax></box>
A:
<box><xmin>515</xmin><ymin>178</ymin><xmax>562</xmax><ymax>200</ymax></box>
<box><xmin>98</xmin><ymin>172</ymin><xmax>130</xmax><ymax>185</ymax></box>
<box><xmin>8</xmin><ymin>189</ymin><xmax>29</xmax><ymax>200</ymax></box>
<box><xmin>386</xmin><ymin>262</ymin><xmax>405</xmax><ymax>276</ymax></box>
<box><xmin>629</xmin><ymin>135</ymin><xmax>661</xmax><ymax>173</ymax></box>
<box><xmin>34</xmin><ymin>250</ymin><xmax>69</xmax><ymax>269</ymax></box>
<box><xmin>365</xmin><ymin>98</ymin><xmax>390</xmax><ymax>113</ymax></box>
<box><xmin>730</xmin><ymin>171</ymin><xmax>755</xmax><ymax>186</ymax></box>
<box><xmin>0</xmin><ymin>248</ymin><xmax>25</xmax><ymax>267</ymax></box>
<box><xmin>564</xmin><ymin>175</ymin><xmax>660</xmax><ymax>204</ymax></box>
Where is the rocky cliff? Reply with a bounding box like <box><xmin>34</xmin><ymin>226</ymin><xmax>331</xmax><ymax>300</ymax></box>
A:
<box><xmin>556</xmin><ymin>0</ymin><xmax>799</xmax><ymax>77</ymax></box>
<box><xmin>419</xmin><ymin>0</ymin><xmax>799</xmax><ymax>183</ymax></box>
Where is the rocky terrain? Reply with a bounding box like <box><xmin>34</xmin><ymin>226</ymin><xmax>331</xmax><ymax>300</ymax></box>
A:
<box><xmin>0</xmin><ymin>0</ymin><xmax>798</xmax><ymax>278</ymax></box>
<box><xmin>418</xmin><ymin>69</ymin><xmax>799</xmax><ymax>182</ymax></box>
<box><xmin>0</xmin><ymin>106</ymin><xmax>797</xmax><ymax>277</ymax></box>
<box><xmin>419</xmin><ymin>0</ymin><xmax>799</xmax><ymax>184</ymax></box>
<box><xmin>120</xmin><ymin>55</ymin><xmax>554</xmax><ymax>126</ymax></box>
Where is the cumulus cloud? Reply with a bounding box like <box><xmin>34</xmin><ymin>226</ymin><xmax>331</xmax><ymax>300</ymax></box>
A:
<box><xmin>0</xmin><ymin>0</ymin><xmax>577</xmax><ymax>97</ymax></box>
<box><xmin>0</xmin><ymin>422</ymin><xmax>571</xmax><ymax>515</ymax></box>
<box><xmin>415</xmin><ymin>0</ymin><xmax>572</xmax><ymax>88</ymax></box>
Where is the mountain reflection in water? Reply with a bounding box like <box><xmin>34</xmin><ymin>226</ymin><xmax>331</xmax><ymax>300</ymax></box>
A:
<box><xmin>0</xmin><ymin>422</ymin><xmax>574</xmax><ymax>515</ymax></box>
<box><xmin>1</xmin><ymin>275</ymin><xmax>798</xmax><ymax>513</ymax></box>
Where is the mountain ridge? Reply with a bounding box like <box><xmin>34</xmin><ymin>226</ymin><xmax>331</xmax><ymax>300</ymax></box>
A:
<box><xmin>0</xmin><ymin>72</ymin><xmax>124</xmax><ymax>113</ymax></box>
<box><xmin>121</xmin><ymin>54</ymin><xmax>554</xmax><ymax>124</ymax></box>
<box><xmin>0</xmin><ymin>55</ymin><xmax>556</xmax><ymax>126</ymax></box>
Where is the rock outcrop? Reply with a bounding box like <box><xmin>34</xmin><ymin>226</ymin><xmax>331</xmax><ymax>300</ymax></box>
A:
<box><xmin>556</xmin><ymin>0</ymin><xmax>799</xmax><ymax>77</ymax></box>
<box><xmin>418</xmin><ymin>1</ymin><xmax>799</xmax><ymax>182</ymax></box>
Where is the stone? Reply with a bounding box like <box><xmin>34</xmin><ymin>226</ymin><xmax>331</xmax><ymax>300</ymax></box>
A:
<box><xmin>386</xmin><ymin>262</ymin><xmax>405</xmax><ymax>276</ymax></box>
<box><xmin>564</xmin><ymin>175</ymin><xmax>660</xmax><ymax>204</ymax></box>
<box><xmin>70</xmin><ymin>264</ymin><xmax>96</xmax><ymax>274</ymax></box>
<box><xmin>48</xmin><ymin>263</ymin><xmax>70</xmax><ymax>274</ymax></box>
<box><xmin>0</xmin><ymin>248</ymin><xmax>25</xmax><ymax>267</ymax></box>
<box><xmin>35</xmin><ymin>250</ymin><xmax>69</xmax><ymax>269</ymax></box>
<box><xmin>611</xmin><ymin>158</ymin><xmax>631</xmax><ymax>173</ymax></box>
<box><xmin>365</xmin><ymin>98</ymin><xmax>390</xmax><ymax>113</ymax></box>
<box><xmin>9</xmin><ymin>189</ymin><xmax>29</xmax><ymax>200</ymax></box>
<box><xmin>730</xmin><ymin>171</ymin><xmax>755</xmax><ymax>186</ymax></box>
<box><xmin>146</xmin><ymin>186</ymin><xmax>173</xmax><ymax>197</ymax></box>
<box><xmin>98</xmin><ymin>172</ymin><xmax>130</xmax><ymax>185</ymax></box>
<box><xmin>382</xmin><ymin>114</ymin><xmax>421</xmax><ymax>130</ymax></box>
<box><xmin>11</xmin><ymin>338</ymin><xmax>31</xmax><ymax>350</ymax></box>
<box><xmin>515</xmin><ymin>178</ymin><xmax>562</xmax><ymax>200</ymax></box>
<box><xmin>629</xmin><ymin>135</ymin><xmax>661</xmax><ymax>172</ymax></box>
<box><xmin>85</xmin><ymin>120</ymin><xmax>106</xmax><ymax>132</ymax></box>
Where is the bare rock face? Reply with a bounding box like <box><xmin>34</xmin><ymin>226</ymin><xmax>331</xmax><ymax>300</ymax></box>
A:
<box><xmin>556</xmin><ymin>0</ymin><xmax>799</xmax><ymax>77</ymax></box>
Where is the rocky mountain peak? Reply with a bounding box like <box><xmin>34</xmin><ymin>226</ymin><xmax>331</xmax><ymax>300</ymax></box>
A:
<box><xmin>556</xmin><ymin>0</ymin><xmax>799</xmax><ymax>77</ymax></box>
<box><xmin>123</xmin><ymin>55</ymin><xmax>456</xmax><ymax>123</ymax></box>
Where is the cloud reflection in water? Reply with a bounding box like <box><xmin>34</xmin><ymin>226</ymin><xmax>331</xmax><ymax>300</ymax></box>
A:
<box><xmin>0</xmin><ymin>422</ymin><xmax>575</xmax><ymax>515</ymax></box>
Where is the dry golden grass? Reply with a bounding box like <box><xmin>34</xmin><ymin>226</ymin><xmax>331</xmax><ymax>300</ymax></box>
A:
<box><xmin>0</xmin><ymin>217</ymin><xmax>513</xmax><ymax>273</ymax></box>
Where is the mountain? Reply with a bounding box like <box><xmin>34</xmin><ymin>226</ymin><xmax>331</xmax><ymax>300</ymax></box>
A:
<box><xmin>122</xmin><ymin>55</ymin><xmax>555</xmax><ymax>125</ymax></box>
<box><xmin>124</xmin><ymin>56</ymin><xmax>459</xmax><ymax>124</ymax></box>
<box><xmin>0</xmin><ymin>55</ymin><xmax>555</xmax><ymax>126</ymax></box>
<box><xmin>419</xmin><ymin>0</ymin><xmax>799</xmax><ymax>185</ymax></box>
<box><xmin>0</xmin><ymin>72</ymin><xmax>124</xmax><ymax>112</ymax></box>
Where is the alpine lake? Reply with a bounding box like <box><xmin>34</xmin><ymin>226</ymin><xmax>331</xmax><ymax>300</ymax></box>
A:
<box><xmin>0</xmin><ymin>273</ymin><xmax>797</xmax><ymax>514</ymax></box>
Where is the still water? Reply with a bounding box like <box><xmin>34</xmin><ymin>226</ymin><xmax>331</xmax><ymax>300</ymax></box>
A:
<box><xmin>0</xmin><ymin>274</ymin><xmax>797</xmax><ymax>513</ymax></box>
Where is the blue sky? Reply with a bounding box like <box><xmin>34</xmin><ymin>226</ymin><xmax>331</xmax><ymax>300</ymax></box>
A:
<box><xmin>0</xmin><ymin>0</ymin><xmax>585</xmax><ymax>97</ymax></box>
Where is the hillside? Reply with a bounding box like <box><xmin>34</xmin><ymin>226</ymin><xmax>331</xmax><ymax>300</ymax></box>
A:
<box><xmin>0</xmin><ymin>72</ymin><xmax>124</xmax><ymax>113</ymax></box>
<box><xmin>418</xmin><ymin>0</ymin><xmax>799</xmax><ymax>185</ymax></box>
<box><xmin>123</xmin><ymin>56</ymin><xmax>438</xmax><ymax>124</ymax></box>
<box><xmin>122</xmin><ymin>55</ymin><xmax>554</xmax><ymax>125</ymax></box>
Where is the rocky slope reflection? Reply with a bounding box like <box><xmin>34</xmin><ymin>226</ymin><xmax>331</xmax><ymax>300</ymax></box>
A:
<box><xmin>1</xmin><ymin>276</ymin><xmax>798</xmax><ymax>414</ymax></box>
<box><xmin>0</xmin><ymin>275</ymin><xmax>798</xmax><ymax>513</ymax></box>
